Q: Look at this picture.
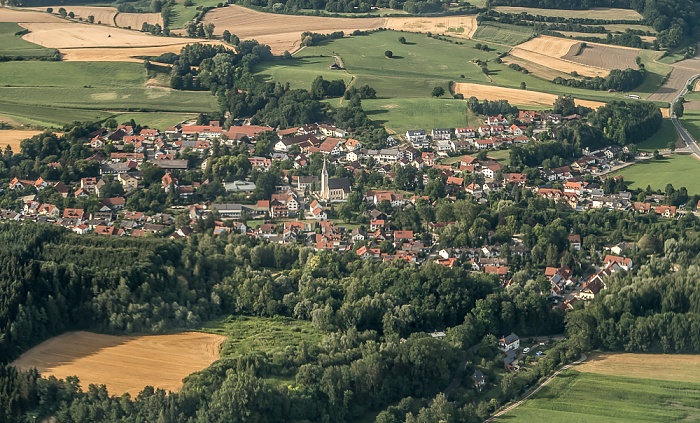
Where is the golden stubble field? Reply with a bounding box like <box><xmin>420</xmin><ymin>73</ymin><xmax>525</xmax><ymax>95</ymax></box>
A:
<box><xmin>509</xmin><ymin>36</ymin><xmax>609</xmax><ymax>78</ymax></box>
<box><xmin>11</xmin><ymin>331</ymin><xmax>226</xmax><ymax>396</ymax></box>
<box><xmin>25</xmin><ymin>7</ymin><xmax>163</xmax><ymax>28</ymax></box>
<box><xmin>452</xmin><ymin>82</ymin><xmax>605</xmax><ymax>109</ymax></box>
<box><xmin>578</xmin><ymin>353</ymin><xmax>700</xmax><ymax>383</ymax></box>
<box><xmin>0</xmin><ymin>130</ymin><xmax>43</xmax><ymax>151</ymax></box>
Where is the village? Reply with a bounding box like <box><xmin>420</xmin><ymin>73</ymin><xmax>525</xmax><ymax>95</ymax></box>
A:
<box><xmin>0</xmin><ymin>110</ymin><xmax>681</xmax><ymax>313</ymax></box>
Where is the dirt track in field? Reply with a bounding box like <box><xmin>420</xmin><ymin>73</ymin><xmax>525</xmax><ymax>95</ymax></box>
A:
<box><xmin>452</xmin><ymin>82</ymin><xmax>605</xmax><ymax>109</ymax></box>
<box><xmin>11</xmin><ymin>331</ymin><xmax>225</xmax><ymax>396</ymax></box>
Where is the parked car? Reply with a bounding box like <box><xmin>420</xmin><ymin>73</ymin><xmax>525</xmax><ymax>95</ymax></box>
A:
<box><xmin>523</xmin><ymin>347</ymin><xmax>530</xmax><ymax>354</ymax></box>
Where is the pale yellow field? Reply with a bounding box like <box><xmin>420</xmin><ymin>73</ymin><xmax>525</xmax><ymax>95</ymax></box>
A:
<box><xmin>579</xmin><ymin>353</ymin><xmax>700</xmax><ymax>383</ymax></box>
<box><xmin>493</xmin><ymin>6</ymin><xmax>642</xmax><ymax>20</ymax></box>
<box><xmin>510</xmin><ymin>36</ymin><xmax>613</xmax><ymax>78</ymax></box>
<box><xmin>452</xmin><ymin>82</ymin><xmax>605</xmax><ymax>109</ymax></box>
<box><xmin>59</xmin><ymin>43</ymin><xmax>227</xmax><ymax>62</ymax></box>
<box><xmin>29</xmin><ymin>6</ymin><xmax>118</xmax><ymax>26</ymax></box>
<box><xmin>0</xmin><ymin>130</ymin><xmax>43</xmax><ymax>151</ymax></box>
<box><xmin>563</xmin><ymin>43</ymin><xmax>640</xmax><ymax>70</ymax></box>
<box><xmin>11</xmin><ymin>331</ymin><xmax>225</xmax><ymax>396</ymax></box>
<box><xmin>0</xmin><ymin>8</ymin><xmax>64</xmax><ymax>22</ymax></box>
<box><xmin>196</xmin><ymin>5</ymin><xmax>386</xmax><ymax>54</ymax></box>
<box><xmin>116</xmin><ymin>12</ymin><xmax>163</xmax><ymax>29</ymax></box>
<box><xmin>19</xmin><ymin>22</ymin><xmax>204</xmax><ymax>48</ymax></box>
<box><xmin>384</xmin><ymin>15</ymin><xmax>478</xmax><ymax>38</ymax></box>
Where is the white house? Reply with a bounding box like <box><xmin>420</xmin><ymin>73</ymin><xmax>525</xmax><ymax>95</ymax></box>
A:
<box><xmin>498</xmin><ymin>333</ymin><xmax>520</xmax><ymax>351</ymax></box>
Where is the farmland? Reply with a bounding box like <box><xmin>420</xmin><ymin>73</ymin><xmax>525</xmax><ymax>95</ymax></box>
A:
<box><xmin>509</xmin><ymin>36</ymin><xmax>611</xmax><ymax>78</ymax></box>
<box><xmin>385</xmin><ymin>15</ymin><xmax>478</xmax><ymax>39</ymax></box>
<box><xmin>0</xmin><ymin>61</ymin><xmax>217</xmax><ymax>127</ymax></box>
<box><xmin>0</xmin><ymin>130</ymin><xmax>44</xmax><ymax>151</ymax></box>
<box><xmin>493</xmin><ymin>6</ymin><xmax>643</xmax><ymax>21</ymax></box>
<box><xmin>494</xmin><ymin>353</ymin><xmax>700</xmax><ymax>422</ymax></box>
<box><xmin>636</xmin><ymin>119</ymin><xmax>678</xmax><ymax>150</ymax></box>
<box><xmin>361</xmin><ymin>98</ymin><xmax>469</xmax><ymax>133</ymax></box>
<box><xmin>0</xmin><ymin>22</ymin><xmax>56</xmax><ymax>58</ymax></box>
<box><xmin>29</xmin><ymin>6</ymin><xmax>118</xmax><ymax>26</ymax></box>
<box><xmin>613</xmin><ymin>154</ymin><xmax>700</xmax><ymax>194</ymax></box>
<box><xmin>10</xmin><ymin>331</ymin><xmax>225</xmax><ymax>396</ymax></box>
<box><xmin>562</xmin><ymin>43</ymin><xmax>640</xmax><ymax>70</ymax></box>
<box><xmin>452</xmin><ymin>83</ymin><xmax>605</xmax><ymax>109</ymax></box>
<box><xmin>472</xmin><ymin>21</ymin><xmax>534</xmax><ymax>46</ymax></box>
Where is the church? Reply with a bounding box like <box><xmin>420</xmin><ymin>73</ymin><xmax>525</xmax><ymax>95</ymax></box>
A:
<box><xmin>319</xmin><ymin>159</ymin><xmax>351</xmax><ymax>201</ymax></box>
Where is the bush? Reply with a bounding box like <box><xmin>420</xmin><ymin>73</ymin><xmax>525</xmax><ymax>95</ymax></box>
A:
<box><xmin>384</xmin><ymin>50</ymin><xmax>393</xmax><ymax>58</ymax></box>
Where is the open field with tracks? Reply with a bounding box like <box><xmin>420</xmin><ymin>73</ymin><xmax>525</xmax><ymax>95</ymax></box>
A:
<box><xmin>0</xmin><ymin>22</ymin><xmax>56</xmax><ymax>58</ymax></box>
<box><xmin>0</xmin><ymin>129</ymin><xmax>44</xmax><ymax>150</ymax></box>
<box><xmin>0</xmin><ymin>8</ymin><xmax>64</xmax><ymax>22</ymax></box>
<box><xmin>11</xmin><ymin>331</ymin><xmax>225</xmax><ymax>396</ymax></box>
<box><xmin>563</xmin><ymin>43</ymin><xmax>640</xmax><ymax>70</ymax></box>
<box><xmin>509</xmin><ymin>36</ymin><xmax>610</xmax><ymax>78</ymax></box>
<box><xmin>385</xmin><ymin>15</ymin><xmax>477</xmax><ymax>38</ymax></box>
<box><xmin>28</xmin><ymin>6</ymin><xmax>118</xmax><ymax>26</ymax></box>
<box><xmin>493</xmin><ymin>6</ymin><xmax>642</xmax><ymax>20</ymax></box>
<box><xmin>494</xmin><ymin>353</ymin><xmax>700</xmax><ymax>422</ymax></box>
<box><xmin>472</xmin><ymin>21</ymin><xmax>534</xmax><ymax>46</ymax></box>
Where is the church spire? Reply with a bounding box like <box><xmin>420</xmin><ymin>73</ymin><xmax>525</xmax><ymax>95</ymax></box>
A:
<box><xmin>321</xmin><ymin>157</ymin><xmax>329</xmax><ymax>200</ymax></box>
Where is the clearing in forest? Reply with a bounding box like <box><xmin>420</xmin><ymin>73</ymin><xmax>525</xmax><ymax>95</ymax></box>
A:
<box><xmin>11</xmin><ymin>331</ymin><xmax>225</xmax><ymax>396</ymax></box>
<box><xmin>452</xmin><ymin>82</ymin><xmax>605</xmax><ymax>109</ymax></box>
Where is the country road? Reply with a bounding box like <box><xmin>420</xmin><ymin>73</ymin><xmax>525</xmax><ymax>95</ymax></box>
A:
<box><xmin>671</xmin><ymin>73</ymin><xmax>700</xmax><ymax>158</ymax></box>
<box><xmin>485</xmin><ymin>353</ymin><xmax>587</xmax><ymax>422</ymax></box>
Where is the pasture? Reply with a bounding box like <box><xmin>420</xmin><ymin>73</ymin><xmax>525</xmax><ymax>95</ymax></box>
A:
<box><xmin>0</xmin><ymin>62</ymin><xmax>217</xmax><ymax>126</ymax></box>
<box><xmin>0</xmin><ymin>130</ymin><xmax>44</xmax><ymax>151</ymax></box>
<box><xmin>361</xmin><ymin>98</ymin><xmax>469</xmax><ymax>133</ymax></box>
<box><xmin>0</xmin><ymin>22</ymin><xmax>56</xmax><ymax>58</ymax></box>
<box><xmin>255</xmin><ymin>56</ymin><xmax>352</xmax><ymax>91</ymax></box>
<box><xmin>636</xmin><ymin>119</ymin><xmax>679</xmax><ymax>150</ymax></box>
<box><xmin>202</xmin><ymin>315</ymin><xmax>322</xmax><ymax>358</ymax></box>
<box><xmin>11</xmin><ymin>331</ymin><xmax>225</xmax><ymax>396</ymax></box>
<box><xmin>168</xmin><ymin>0</ymin><xmax>222</xmax><ymax>29</ymax></box>
<box><xmin>110</xmin><ymin>112</ymin><xmax>198</xmax><ymax>129</ymax></box>
<box><xmin>493</xmin><ymin>6</ymin><xmax>643</xmax><ymax>21</ymax></box>
<box><xmin>682</xmin><ymin>110</ymin><xmax>700</xmax><ymax>143</ymax></box>
<box><xmin>613</xmin><ymin>154</ymin><xmax>700</xmax><ymax>194</ymax></box>
<box><xmin>0</xmin><ymin>102</ymin><xmax>112</xmax><ymax>127</ymax></box>
<box><xmin>472</xmin><ymin>21</ymin><xmax>534</xmax><ymax>46</ymax></box>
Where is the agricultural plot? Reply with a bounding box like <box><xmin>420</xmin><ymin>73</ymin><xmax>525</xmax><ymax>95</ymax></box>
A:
<box><xmin>361</xmin><ymin>98</ymin><xmax>469</xmax><ymax>134</ymax></box>
<box><xmin>110</xmin><ymin>112</ymin><xmax>197</xmax><ymax>129</ymax></box>
<box><xmin>168</xmin><ymin>0</ymin><xmax>223</xmax><ymax>29</ymax></box>
<box><xmin>472</xmin><ymin>21</ymin><xmax>534</xmax><ymax>46</ymax></box>
<box><xmin>682</xmin><ymin>110</ymin><xmax>700</xmax><ymax>143</ymax></box>
<box><xmin>194</xmin><ymin>5</ymin><xmax>386</xmax><ymax>54</ymax></box>
<box><xmin>115</xmin><ymin>12</ymin><xmax>163</xmax><ymax>29</ymax></box>
<box><xmin>0</xmin><ymin>102</ymin><xmax>112</xmax><ymax>128</ymax></box>
<box><xmin>0</xmin><ymin>130</ymin><xmax>44</xmax><ymax>151</ymax></box>
<box><xmin>493</xmin><ymin>6</ymin><xmax>642</xmax><ymax>20</ymax></box>
<box><xmin>636</xmin><ymin>119</ymin><xmax>679</xmax><ymax>150</ymax></box>
<box><xmin>58</xmin><ymin>44</ymin><xmax>220</xmax><ymax>62</ymax></box>
<box><xmin>29</xmin><ymin>6</ymin><xmax>118</xmax><ymax>26</ymax></box>
<box><xmin>509</xmin><ymin>36</ymin><xmax>609</xmax><ymax>78</ymax></box>
<box><xmin>11</xmin><ymin>331</ymin><xmax>225</xmax><ymax>396</ymax></box>
<box><xmin>0</xmin><ymin>22</ymin><xmax>56</xmax><ymax>58</ymax></box>
<box><xmin>0</xmin><ymin>8</ymin><xmax>64</xmax><ymax>23</ymax></box>
<box><xmin>255</xmin><ymin>56</ymin><xmax>352</xmax><ymax>90</ymax></box>
<box><xmin>613</xmin><ymin>154</ymin><xmax>700</xmax><ymax>194</ymax></box>
<box><xmin>384</xmin><ymin>15</ymin><xmax>478</xmax><ymax>39</ymax></box>
<box><xmin>563</xmin><ymin>43</ymin><xmax>640</xmax><ymax>70</ymax></box>
<box><xmin>452</xmin><ymin>82</ymin><xmax>605</xmax><ymax>109</ymax></box>
<box><xmin>578</xmin><ymin>353</ymin><xmax>700</xmax><ymax>384</ymax></box>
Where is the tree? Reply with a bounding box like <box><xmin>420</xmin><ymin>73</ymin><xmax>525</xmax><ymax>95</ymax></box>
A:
<box><xmin>46</xmin><ymin>7</ymin><xmax>53</xmax><ymax>12</ymax></box>
<box><xmin>150</xmin><ymin>0</ymin><xmax>163</xmax><ymax>13</ymax></box>
<box><xmin>222</xmin><ymin>29</ymin><xmax>231</xmax><ymax>43</ymax></box>
<box><xmin>184</xmin><ymin>0</ymin><xmax>194</xmax><ymax>6</ymax></box>
<box><xmin>668</xmin><ymin>140</ymin><xmax>676</xmax><ymax>152</ymax></box>
<box><xmin>204</xmin><ymin>23</ymin><xmax>215</xmax><ymax>39</ymax></box>
<box><xmin>398</xmin><ymin>36</ymin><xmax>407</xmax><ymax>44</ymax></box>
<box><xmin>87</xmin><ymin>15</ymin><xmax>94</xmax><ymax>23</ymax></box>
<box><xmin>520</xmin><ymin>81</ymin><xmax>526</xmax><ymax>90</ymax></box>
<box><xmin>673</xmin><ymin>98</ymin><xmax>684</xmax><ymax>117</ymax></box>
<box><xmin>68</xmin><ymin>11</ymin><xmax>74</xmax><ymax>18</ymax></box>
<box><xmin>58</xmin><ymin>8</ymin><xmax>66</xmax><ymax>17</ymax></box>
<box><xmin>384</xmin><ymin>50</ymin><xmax>393</xmax><ymax>58</ymax></box>
<box><xmin>431</xmin><ymin>86</ymin><xmax>445</xmax><ymax>98</ymax></box>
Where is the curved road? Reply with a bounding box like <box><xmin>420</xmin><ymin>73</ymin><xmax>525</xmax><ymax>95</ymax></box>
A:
<box><xmin>485</xmin><ymin>353</ymin><xmax>588</xmax><ymax>422</ymax></box>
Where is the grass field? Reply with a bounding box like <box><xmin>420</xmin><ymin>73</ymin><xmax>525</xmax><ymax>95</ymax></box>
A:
<box><xmin>362</xmin><ymin>98</ymin><xmax>468</xmax><ymax>133</ymax></box>
<box><xmin>683</xmin><ymin>111</ymin><xmax>700</xmax><ymax>142</ymax></box>
<box><xmin>110</xmin><ymin>112</ymin><xmax>198</xmax><ymax>128</ymax></box>
<box><xmin>637</xmin><ymin>119</ymin><xmax>678</xmax><ymax>151</ymax></box>
<box><xmin>202</xmin><ymin>315</ymin><xmax>322</xmax><ymax>358</ymax></box>
<box><xmin>0</xmin><ymin>22</ymin><xmax>56</xmax><ymax>58</ymax></box>
<box><xmin>11</xmin><ymin>331</ymin><xmax>225</xmax><ymax>396</ymax></box>
<box><xmin>495</xmin><ymin>353</ymin><xmax>700</xmax><ymax>422</ymax></box>
<box><xmin>169</xmin><ymin>0</ymin><xmax>223</xmax><ymax>28</ymax></box>
<box><xmin>472</xmin><ymin>21</ymin><xmax>535</xmax><ymax>46</ymax></box>
<box><xmin>255</xmin><ymin>56</ymin><xmax>352</xmax><ymax>91</ymax></box>
<box><xmin>613</xmin><ymin>154</ymin><xmax>700</xmax><ymax>194</ymax></box>
<box><xmin>0</xmin><ymin>62</ymin><xmax>217</xmax><ymax>127</ymax></box>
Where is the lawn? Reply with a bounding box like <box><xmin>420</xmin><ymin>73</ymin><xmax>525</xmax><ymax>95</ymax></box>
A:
<box><xmin>612</xmin><ymin>154</ymin><xmax>700</xmax><ymax>194</ymax></box>
<box><xmin>472</xmin><ymin>22</ymin><xmax>535</xmax><ymax>46</ymax></box>
<box><xmin>683</xmin><ymin>111</ymin><xmax>700</xmax><ymax>142</ymax></box>
<box><xmin>637</xmin><ymin>119</ymin><xmax>678</xmax><ymax>151</ymax></box>
<box><xmin>201</xmin><ymin>315</ymin><xmax>323</xmax><ymax>358</ymax></box>
<box><xmin>0</xmin><ymin>61</ymin><xmax>217</xmax><ymax>127</ymax></box>
<box><xmin>169</xmin><ymin>0</ymin><xmax>223</xmax><ymax>28</ymax></box>
<box><xmin>0</xmin><ymin>22</ymin><xmax>57</xmax><ymax>59</ymax></box>
<box><xmin>494</xmin><ymin>370</ymin><xmax>700</xmax><ymax>422</ymax></box>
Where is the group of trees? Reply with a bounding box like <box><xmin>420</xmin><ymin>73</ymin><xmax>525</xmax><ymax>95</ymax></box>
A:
<box><xmin>553</xmin><ymin>67</ymin><xmax>646</xmax><ymax>92</ymax></box>
<box><xmin>588</xmin><ymin>100</ymin><xmax>662</xmax><ymax>145</ymax></box>
<box><xmin>466</xmin><ymin>97</ymin><xmax>519</xmax><ymax>116</ymax></box>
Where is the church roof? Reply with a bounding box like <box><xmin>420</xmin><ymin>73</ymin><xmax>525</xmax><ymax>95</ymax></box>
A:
<box><xmin>328</xmin><ymin>178</ymin><xmax>351</xmax><ymax>192</ymax></box>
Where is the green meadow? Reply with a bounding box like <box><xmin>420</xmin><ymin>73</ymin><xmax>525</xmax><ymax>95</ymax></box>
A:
<box><xmin>0</xmin><ymin>61</ymin><xmax>217</xmax><ymax>127</ymax></box>
<box><xmin>0</xmin><ymin>22</ymin><xmax>57</xmax><ymax>59</ymax></box>
<box><xmin>494</xmin><ymin>370</ymin><xmax>700</xmax><ymax>422</ymax></box>
<box><xmin>637</xmin><ymin>119</ymin><xmax>679</xmax><ymax>151</ymax></box>
<box><xmin>613</xmin><ymin>154</ymin><xmax>700</xmax><ymax>194</ymax></box>
<box><xmin>472</xmin><ymin>21</ymin><xmax>535</xmax><ymax>46</ymax></box>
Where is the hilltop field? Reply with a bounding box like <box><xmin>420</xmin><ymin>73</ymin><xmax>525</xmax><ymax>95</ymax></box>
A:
<box><xmin>494</xmin><ymin>353</ymin><xmax>700</xmax><ymax>422</ymax></box>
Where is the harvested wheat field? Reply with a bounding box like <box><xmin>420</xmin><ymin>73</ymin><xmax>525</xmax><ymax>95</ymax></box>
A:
<box><xmin>0</xmin><ymin>8</ymin><xmax>64</xmax><ymax>23</ymax></box>
<box><xmin>510</xmin><ymin>36</ymin><xmax>608</xmax><ymax>78</ymax></box>
<box><xmin>11</xmin><ymin>331</ymin><xmax>225</xmax><ymax>396</ymax></box>
<box><xmin>60</xmin><ymin>43</ymin><xmax>227</xmax><ymax>62</ymax></box>
<box><xmin>452</xmin><ymin>82</ymin><xmax>604</xmax><ymax>109</ymax></box>
<box><xmin>648</xmin><ymin>66</ymin><xmax>699</xmax><ymax>103</ymax></box>
<box><xmin>195</xmin><ymin>5</ymin><xmax>386</xmax><ymax>53</ymax></box>
<box><xmin>116</xmin><ymin>12</ymin><xmax>163</xmax><ymax>29</ymax></box>
<box><xmin>29</xmin><ymin>6</ymin><xmax>118</xmax><ymax>26</ymax></box>
<box><xmin>563</xmin><ymin>43</ymin><xmax>640</xmax><ymax>70</ymax></box>
<box><xmin>579</xmin><ymin>353</ymin><xmax>700</xmax><ymax>383</ymax></box>
<box><xmin>493</xmin><ymin>6</ymin><xmax>642</xmax><ymax>21</ymax></box>
<box><xmin>501</xmin><ymin>56</ymin><xmax>573</xmax><ymax>81</ymax></box>
<box><xmin>0</xmin><ymin>130</ymin><xmax>43</xmax><ymax>150</ymax></box>
<box><xmin>20</xmin><ymin>22</ymin><xmax>210</xmax><ymax>48</ymax></box>
<box><xmin>384</xmin><ymin>15</ymin><xmax>477</xmax><ymax>38</ymax></box>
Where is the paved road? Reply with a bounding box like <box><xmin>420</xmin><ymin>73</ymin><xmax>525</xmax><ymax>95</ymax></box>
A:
<box><xmin>671</xmin><ymin>117</ymin><xmax>700</xmax><ymax>158</ymax></box>
<box><xmin>485</xmin><ymin>353</ymin><xmax>587</xmax><ymax>422</ymax></box>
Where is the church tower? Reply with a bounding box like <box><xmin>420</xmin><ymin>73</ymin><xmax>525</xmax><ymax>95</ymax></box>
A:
<box><xmin>320</xmin><ymin>157</ymin><xmax>329</xmax><ymax>200</ymax></box>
